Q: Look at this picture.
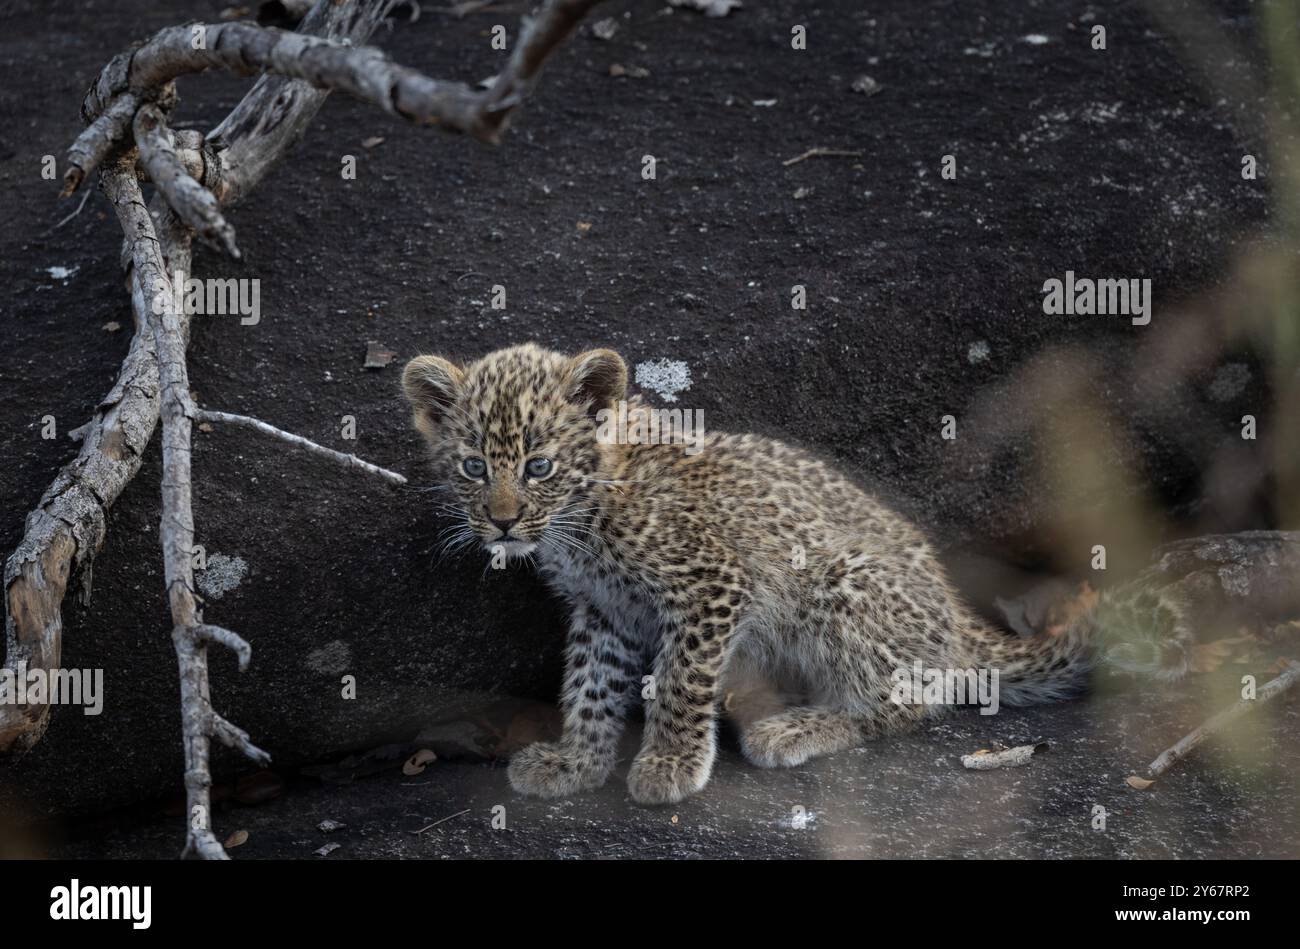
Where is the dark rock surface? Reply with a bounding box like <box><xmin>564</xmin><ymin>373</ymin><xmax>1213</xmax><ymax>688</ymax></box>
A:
<box><xmin>38</xmin><ymin>676</ymin><xmax>1300</xmax><ymax>859</ymax></box>
<box><xmin>0</xmin><ymin>0</ymin><xmax>1284</xmax><ymax>840</ymax></box>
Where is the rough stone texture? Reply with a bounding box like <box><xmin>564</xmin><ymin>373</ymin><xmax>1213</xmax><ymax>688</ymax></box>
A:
<box><xmin>37</xmin><ymin>675</ymin><xmax>1300</xmax><ymax>859</ymax></box>
<box><xmin>0</xmin><ymin>0</ymin><xmax>1286</xmax><ymax>837</ymax></box>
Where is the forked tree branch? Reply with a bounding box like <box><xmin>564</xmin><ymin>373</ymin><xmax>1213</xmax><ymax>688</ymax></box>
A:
<box><xmin>4</xmin><ymin>0</ymin><xmax>605</xmax><ymax>859</ymax></box>
<box><xmin>134</xmin><ymin>104</ymin><xmax>238</xmax><ymax>257</ymax></box>
<box><xmin>3</xmin><ymin>0</ymin><xmax>397</xmax><ymax>762</ymax></box>
<box><xmin>64</xmin><ymin>0</ymin><xmax>604</xmax><ymax>200</ymax></box>
<box><xmin>104</xmin><ymin>165</ymin><xmax>263</xmax><ymax>860</ymax></box>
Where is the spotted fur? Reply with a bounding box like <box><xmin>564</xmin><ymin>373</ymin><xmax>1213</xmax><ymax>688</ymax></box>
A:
<box><xmin>401</xmin><ymin>344</ymin><xmax>1158</xmax><ymax>805</ymax></box>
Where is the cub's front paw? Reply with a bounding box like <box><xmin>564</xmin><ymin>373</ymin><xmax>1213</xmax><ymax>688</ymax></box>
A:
<box><xmin>627</xmin><ymin>750</ymin><xmax>711</xmax><ymax>805</ymax></box>
<box><xmin>507</xmin><ymin>741</ymin><xmax>610</xmax><ymax>799</ymax></box>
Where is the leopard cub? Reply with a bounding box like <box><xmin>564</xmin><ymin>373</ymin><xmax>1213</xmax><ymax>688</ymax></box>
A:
<box><xmin>402</xmin><ymin>344</ymin><xmax>1096</xmax><ymax>805</ymax></box>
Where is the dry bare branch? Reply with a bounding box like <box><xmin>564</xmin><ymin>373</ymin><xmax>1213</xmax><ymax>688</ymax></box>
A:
<box><xmin>0</xmin><ymin>265</ymin><xmax>163</xmax><ymax>751</ymax></box>
<box><xmin>193</xmin><ymin>624</ymin><xmax>253</xmax><ymax>671</ymax></box>
<box><xmin>1132</xmin><ymin>660</ymin><xmax>1300</xmax><ymax>785</ymax></box>
<box><xmin>133</xmin><ymin>104</ymin><xmax>238</xmax><ymax>257</ymax></box>
<box><xmin>65</xmin><ymin>0</ymin><xmax>603</xmax><ymax>196</ymax></box>
<box><xmin>105</xmin><ymin>166</ymin><xmax>262</xmax><ymax>860</ymax></box>
<box><xmin>479</xmin><ymin>0</ymin><xmax>603</xmax><ymax>139</ymax></box>
<box><xmin>7</xmin><ymin>0</ymin><xmax>605</xmax><ymax>859</ymax></box>
<box><xmin>3</xmin><ymin>0</ymin><xmax>396</xmax><ymax>760</ymax></box>
<box><xmin>211</xmin><ymin>0</ymin><xmax>401</xmax><ymax>205</ymax></box>
<box><xmin>196</xmin><ymin>410</ymin><xmax>408</xmax><ymax>485</ymax></box>
<box><xmin>62</xmin><ymin>93</ymin><xmax>142</xmax><ymax>196</ymax></box>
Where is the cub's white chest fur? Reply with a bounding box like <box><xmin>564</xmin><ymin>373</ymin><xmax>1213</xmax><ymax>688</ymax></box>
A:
<box><xmin>540</xmin><ymin>547</ymin><xmax>662</xmax><ymax>652</ymax></box>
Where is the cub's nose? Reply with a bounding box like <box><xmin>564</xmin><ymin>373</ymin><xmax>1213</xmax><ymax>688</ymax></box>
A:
<box><xmin>486</xmin><ymin>511</ymin><xmax>520</xmax><ymax>534</ymax></box>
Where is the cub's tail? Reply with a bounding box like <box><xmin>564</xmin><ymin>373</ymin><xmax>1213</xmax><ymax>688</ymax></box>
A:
<box><xmin>958</xmin><ymin>588</ymin><xmax>1196</xmax><ymax>707</ymax></box>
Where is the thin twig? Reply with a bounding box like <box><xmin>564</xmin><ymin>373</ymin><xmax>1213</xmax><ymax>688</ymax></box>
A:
<box><xmin>43</xmin><ymin>189</ymin><xmax>93</xmax><ymax>235</ymax></box>
<box><xmin>430</xmin><ymin>1</ymin><xmax>497</xmax><ymax>15</ymax></box>
<box><xmin>194</xmin><ymin>623</ymin><xmax>253</xmax><ymax>671</ymax></box>
<box><xmin>1136</xmin><ymin>659</ymin><xmax>1300</xmax><ymax>783</ymax></box>
<box><xmin>196</xmin><ymin>410</ymin><xmax>408</xmax><ymax>485</ymax></box>
<box><xmin>411</xmin><ymin>808</ymin><xmax>472</xmax><ymax>834</ymax></box>
<box><xmin>782</xmin><ymin>147</ymin><xmax>864</xmax><ymax>167</ymax></box>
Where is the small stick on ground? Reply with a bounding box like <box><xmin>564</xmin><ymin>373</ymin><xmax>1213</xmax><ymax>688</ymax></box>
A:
<box><xmin>1128</xmin><ymin>659</ymin><xmax>1300</xmax><ymax>788</ymax></box>
<box><xmin>196</xmin><ymin>410</ymin><xmax>408</xmax><ymax>485</ymax></box>
<box><xmin>42</xmin><ymin>189</ymin><xmax>93</xmax><ymax>236</ymax></box>
<box><xmin>782</xmin><ymin>147</ymin><xmax>864</xmax><ymax>167</ymax></box>
<box><xmin>411</xmin><ymin>808</ymin><xmax>471</xmax><ymax>834</ymax></box>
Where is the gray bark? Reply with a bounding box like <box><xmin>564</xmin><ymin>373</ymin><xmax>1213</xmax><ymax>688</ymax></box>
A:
<box><xmin>5</xmin><ymin>0</ymin><xmax>605</xmax><ymax>859</ymax></box>
<box><xmin>134</xmin><ymin>105</ymin><xmax>238</xmax><ymax>258</ymax></box>
<box><xmin>103</xmin><ymin>167</ymin><xmax>267</xmax><ymax>859</ymax></box>
<box><xmin>2</xmin><ymin>0</ymin><xmax>397</xmax><ymax>758</ymax></box>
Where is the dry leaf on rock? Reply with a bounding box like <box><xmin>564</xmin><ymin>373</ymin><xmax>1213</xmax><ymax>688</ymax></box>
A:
<box><xmin>403</xmin><ymin>749</ymin><xmax>438</xmax><ymax>775</ymax></box>
<box><xmin>363</xmin><ymin>340</ymin><xmax>397</xmax><ymax>369</ymax></box>
<box><xmin>961</xmin><ymin>742</ymin><xmax>1048</xmax><ymax>770</ymax></box>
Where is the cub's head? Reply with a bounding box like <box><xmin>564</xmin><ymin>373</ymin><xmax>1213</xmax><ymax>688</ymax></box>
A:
<box><xmin>401</xmin><ymin>343</ymin><xmax>626</xmax><ymax>558</ymax></box>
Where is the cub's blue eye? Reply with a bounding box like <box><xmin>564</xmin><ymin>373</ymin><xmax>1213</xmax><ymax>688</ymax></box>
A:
<box><xmin>462</xmin><ymin>457</ymin><xmax>487</xmax><ymax>479</ymax></box>
<box><xmin>525</xmin><ymin>457</ymin><xmax>553</xmax><ymax>479</ymax></box>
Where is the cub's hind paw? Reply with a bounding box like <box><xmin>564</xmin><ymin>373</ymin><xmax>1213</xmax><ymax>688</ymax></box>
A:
<box><xmin>740</xmin><ymin>709</ymin><xmax>862</xmax><ymax>768</ymax></box>
<box><xmin>627</xmin><ymin>751</ymin><xmax>710</xmax><ymax>805</ymax></box>
<box><xmin>507</xmin><ymin>741</ymin><xmax>609</xmax><ymax>799</ymax></box>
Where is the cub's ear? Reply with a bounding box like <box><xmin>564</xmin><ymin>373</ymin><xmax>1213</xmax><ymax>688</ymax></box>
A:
<box><xmin>402</xmin><ymin>355</ymin><xmax>464</xmax><ymax>439</ymax></box>
<box><xmin>565</xmin><ymin>349</ymin><xmax>627</xmax><ymax>418</ymax></box>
